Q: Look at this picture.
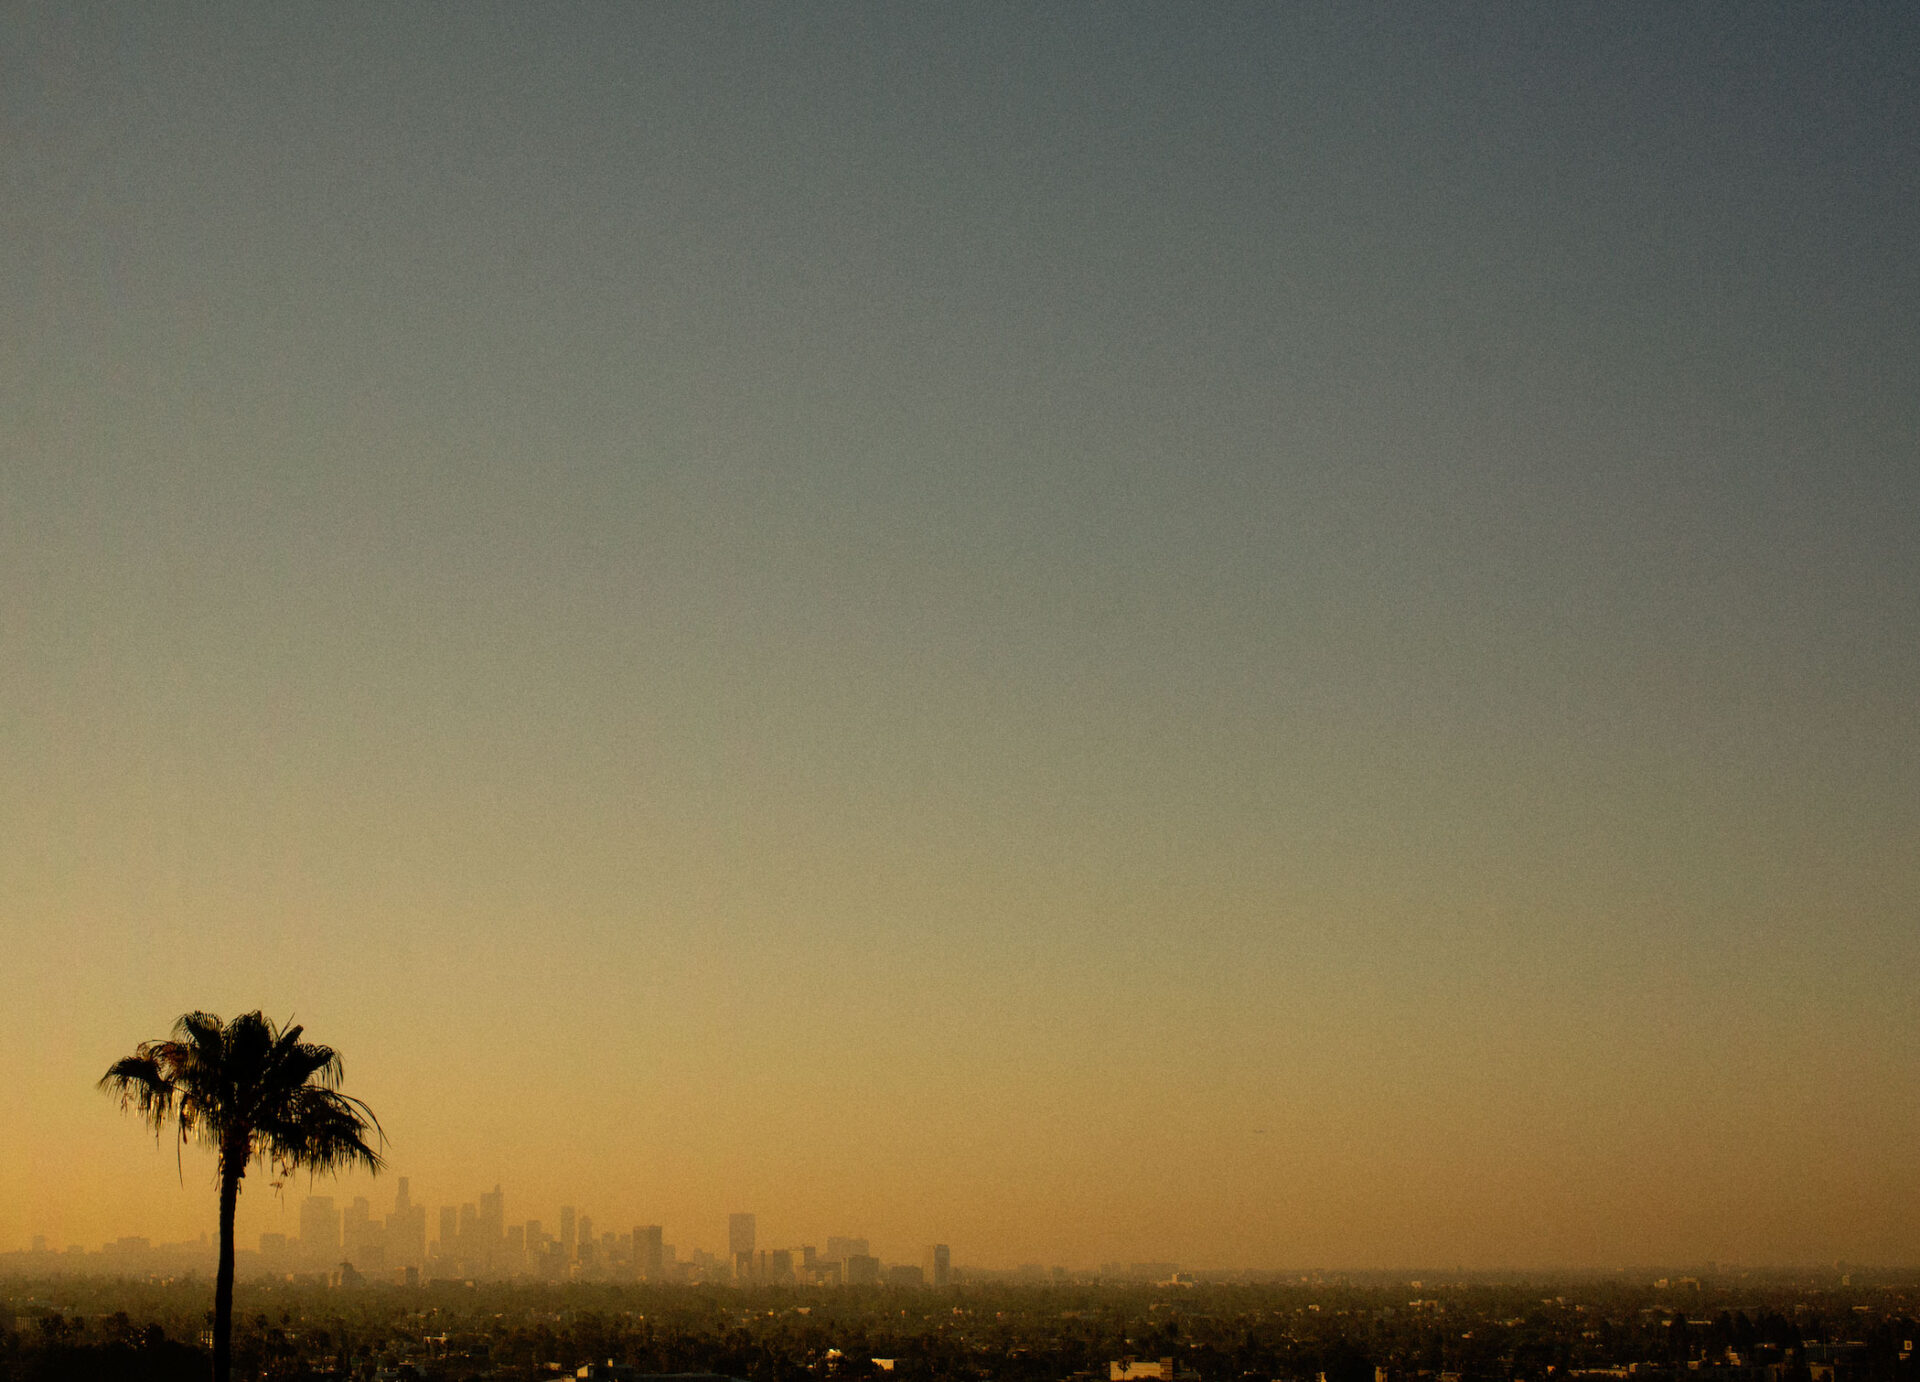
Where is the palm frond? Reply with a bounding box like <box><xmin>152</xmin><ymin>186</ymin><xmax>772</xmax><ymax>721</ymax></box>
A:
<box><xmin>258</xmin><ymin>1086</ymin><xmax>385</xmax><ymax>1179</ymax></box>
<box><xmin>98</xmin><ymin>1052</ymin><xmax>176</xmax><ymax>1136</ymax></box>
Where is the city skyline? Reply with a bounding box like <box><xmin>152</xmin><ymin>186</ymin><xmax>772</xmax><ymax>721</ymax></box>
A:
<box><xmin>4</xmin><ymin>1171</ymin><xmax>959</xmax><ymax>1284</ymax></box>
<box><xmin>11</xmin><ymin>1161</ymin><xmax>1914</xmax><ymax>1277</ymax></box>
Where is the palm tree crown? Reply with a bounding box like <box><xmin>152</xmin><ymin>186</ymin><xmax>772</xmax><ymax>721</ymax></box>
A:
<box><xmin>101</xmin><ymin>1010</ymin><xmax>384</xmax><ymax>1185</ymax></box>
<box><xmin>102</xmin><ymin>1010</ymin><xmax>383</xmax><ymax>1382</ymax></box>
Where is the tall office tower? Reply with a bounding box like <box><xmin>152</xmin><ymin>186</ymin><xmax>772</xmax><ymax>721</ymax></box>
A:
<box><xmin>635</xmin><ymin>1225</ymin><xmax>664</xmax><ymax>1280</ymax></box>
<box><xmin>478</xmin><ymin>1185</ymin><xmax>505</xmax><ymax>1257</ymax></box>
<box><xmin>300</xmin><ymin>1196</ymin><xmax>340</xmax><ymax>1268</ymax></box>
<box><xmin>925</xmin><ymin>1244</ymin><xmax>951</xmax><ymax>1288</ymax></box>
<box><xmin>728</xmin><ymin>1213</ymin><xmax>755</xmax><ymax>1259</ymax></box>
<box><xmin>259</xmin><ymin>1232</ymin><xmax>290</xmax><ymax>1272</ymax></box>
<box><xmin>458</xmin><ymin>1202</ymin><xmax>478</xmax><ymax>1263</ymax></box>
<box><xmin>343</xmin><ymin>1197</ymin><xmax>384</xmax><ymax>1269</ymax></box>
<box><xmin>825</xmin><ymin>1236</ymin><xmax>868</xmax><ymax>1263</ymax></box>
<box><xmin>577</xmin><ymin>1215</ymin><xmax>593</xmax><ymax>1255</ymax></box>
<box><xmin>576</xmin><ymin>1215</ymin><xmax>595</xmax><ymax>1269</ymax></box>
<box><xmin>729</xmin><ymin>1213</ymin><xmax>756</xmax><ymax>1283</ymax></box>
<box><xmin>559</xmin><ymin>1206</ymin><xmax>577</xmax><ymax>1261</ymax></box>
<box><xmin>387</xmin><ymin>1179</ymin><xmax>427</xmax><ymax>1269</ymax></box>
<box><xmin>438</xmin><ymin>1207</ymin><xmax>458</xmax><ymax>1258</ymax></box>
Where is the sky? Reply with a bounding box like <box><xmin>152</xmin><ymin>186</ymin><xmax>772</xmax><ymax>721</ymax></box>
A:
<box><xmin>3</xmin><ymin>3</ymin><xmax>1917</xmax><ymax>1271</ymax></box>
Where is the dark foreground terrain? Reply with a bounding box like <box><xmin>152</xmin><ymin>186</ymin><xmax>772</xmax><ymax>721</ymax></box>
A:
<box><xmin>6</xmin><ymin>1272</ymin><xmax>1918</xmax><ymax>1382</ymax></box>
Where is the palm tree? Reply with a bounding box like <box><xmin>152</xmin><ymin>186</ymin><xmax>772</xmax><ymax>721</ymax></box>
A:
<box><xmin>101</xmin><ymin>1010</ymin><xmax>384</xmax><ymax>1382</ymax></box>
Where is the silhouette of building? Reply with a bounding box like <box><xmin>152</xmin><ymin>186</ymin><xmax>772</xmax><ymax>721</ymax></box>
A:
<box><xmin>478</xmin><ymin>1184</ymin><xmax>505</xmax><ymax>1265</ymax></box>
<box><xmin>387</xmin><ymin>1178</ymin><xmax>427</xmax><ymax>1270</ymax></box>
<box><xmin>259</xmin><ymin>1232</ymin><xmax>291</xmax><ymax>1272</ymax></box>
<box><xmin>826</xmin><ymin>1236</ymin><xmax>868</xmax><ymax>1264</ymax></box>
<box><xmin>729</xmin><ymin>1213</ymin><xmax>755</xmax><ymax>1282</ymax></box>
<box><xmin>300</xmin><ymin>1196</ymin><xmax>340</xmax><ymax>1269</ymax></box>
<box><xmin>925</xmin><ymin>1244</ymin><xmax>950</xmax><ymax>1288</ymax></box>
<box><xmin>343</xmin><ymin>1196</ymin><xmax>385</xmax><ymax>1271</ymax></box>
<box><xmin>457</xmin><ymin>1202</ymin><xmax>478</xmax><ymax>1262</ymax></box>
<box><xmin>635</xmin><ymin>1225</ymin><xmax>664</xmax><ymax>1279</ymax></box>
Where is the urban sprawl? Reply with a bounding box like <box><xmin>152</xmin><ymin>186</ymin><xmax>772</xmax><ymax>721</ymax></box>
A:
<box><xmin>3</xmin><ymin>1262</ymin><xmax>1916</xmax><ymax>1382</ymax></box>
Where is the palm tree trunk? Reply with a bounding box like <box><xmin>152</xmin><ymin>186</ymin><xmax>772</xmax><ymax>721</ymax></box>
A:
<box><xmin>213</xmin><ymin>1161</ymin><xmax>240</xmax><ymax>1382</ymax></box>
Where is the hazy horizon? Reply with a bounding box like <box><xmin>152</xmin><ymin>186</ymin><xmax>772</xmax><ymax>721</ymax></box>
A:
<box><xmin>14</xmin><ymin>1160</ymin><xmax>1920</xmax><ymax>1276</ymax></box>
<box><xmin>6</xmin><ymin>5</ymin><xmax>1916</xmax><ymax>1272</ymax></box>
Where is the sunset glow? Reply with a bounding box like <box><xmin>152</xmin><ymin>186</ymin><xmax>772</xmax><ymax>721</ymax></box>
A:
<box><xmin>5</xmin><ymin>5</ymin><xmax>1917</xmax><ymax>1274</ymax></box>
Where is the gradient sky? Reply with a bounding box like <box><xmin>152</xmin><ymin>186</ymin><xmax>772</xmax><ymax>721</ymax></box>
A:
<box><xmin>4</xmin><ymin>3</ymin><xmax>1918</xmax><ymax>1270</ymax></box>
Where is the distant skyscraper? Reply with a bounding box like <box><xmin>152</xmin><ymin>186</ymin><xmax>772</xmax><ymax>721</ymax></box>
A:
<box><xmin>300</xmin><ymin>1195</ymin><xmax>340</xmax><ymax>1267</ymax></box>
<box><xmin>437</xmin><ymin>1206</ymin><xmax>458</xmax><ymax>1258</ymax></box>
<box><xmin>560</xmin><ymin>1205</ymin><xmax>577</xmax><ymax>1261</ymax></box>
<box><xmin>343</xmin><ymin>1196</ymin><xmax>385</xmax><ymax>1269</ymax></box>
<box><xmin>826</xmin><ymin>1236</ymin><xmax>868</xmax><ymax>1263</ymax></box>
<box><xmin>729</xmin><ymin>1213</ymin><xmax>755</xmax><ymax>1257</ymax></box>
<box><xmin>259</xmin><ymin>1232</ymin><xmax>290</xmax><ymax>1271</ymax></box>
<box><xmin>478</xmin><ymin>1184</ymin><xmax>504</xmax><ymax>1257</ymax></box>
<box><xmin>729</xmin><ymin>1213</ymin><xmax>756</xmax><ymax>1281</ymax></box>
<box><xmin>635</xmin><ymin>1225</ymin><xmax>664</xmax><ymax>1279</ymax></box>
<box><xmin>925</xmin><ymin>1244</ymin><xmax>951</xmax><ymax>1288</ymax></box>
<box><xmin>387</xmin><ymin>1178</ymin><xmax>427</xmax><ymax>1269</ymax></box>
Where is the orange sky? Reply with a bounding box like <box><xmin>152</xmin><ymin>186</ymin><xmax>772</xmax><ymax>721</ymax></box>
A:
<box><xmin>6</xmin><ymin>5</ymin><xmax>1917</xmax><ymax>1268</ymax></box>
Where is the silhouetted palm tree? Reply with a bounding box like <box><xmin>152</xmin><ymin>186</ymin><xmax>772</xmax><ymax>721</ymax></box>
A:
<box><xmin>101</xmin><ymin>1010</ymin><xmax>383</xmax><ymax>1382</ymax></box>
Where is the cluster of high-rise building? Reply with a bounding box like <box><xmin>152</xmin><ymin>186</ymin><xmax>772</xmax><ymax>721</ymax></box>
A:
<box><xmin>261</xmin><ymin>1183</ymin><xmax>950</xmax><ymax>1289</ymax></box>
<box><xmin>719</xmin><ymin>1214</ymin><xmax>948</xmax><ymax>1288</ymax></box>
<box><xmin>257</xmin><ymin>1177</ymin><xmax>430</xmax><ymax>1279</ymax></box>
